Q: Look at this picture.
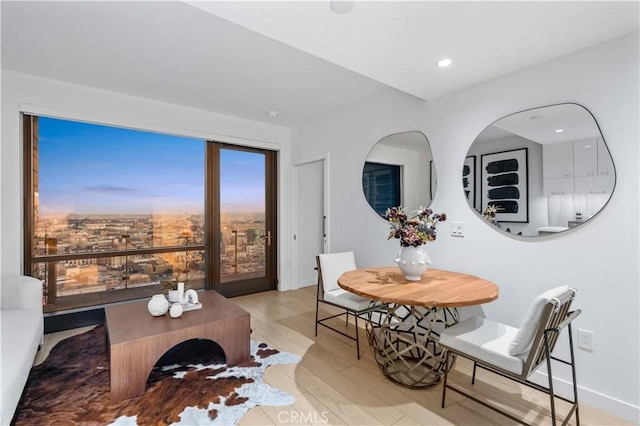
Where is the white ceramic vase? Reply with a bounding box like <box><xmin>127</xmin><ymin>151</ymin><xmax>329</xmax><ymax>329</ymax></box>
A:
<box><xmin>148</xmin><ymin>294</ymin><xmax>169</xmax><ymax>316</ymax></box>
<box><xmin>170</xmin><ymin>302</ymin><xmax>184</xmax><ymax>318</ymax></box>
<box><xmin>184</xmin><ymin>289</ymin><xmax>199</xmax><ymax>304</ymax></box>
<box><xmin>395</xmin><ymin>245</ymin><xmax>431</xmax><ymax>281</ymax></box>
<box><xmin>177</xmin><ymin>281</ymin><xmax>186</xmax><ymax>304</ymax></box>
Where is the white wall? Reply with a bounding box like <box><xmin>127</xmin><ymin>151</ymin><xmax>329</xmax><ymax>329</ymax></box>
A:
<box><xmin>291</xmin><ymin>32</ymin><xmax>639</xmax><ymax>422</ymax></box>
<box><xmin>0</xmin><ymin>66</ymin><xmax>3</xmax><ymax>294</ymax></box>
<box><xmin>0</xmin><ymin>71</ymin><xmax>294</xmax><ymax>290</ymax></box>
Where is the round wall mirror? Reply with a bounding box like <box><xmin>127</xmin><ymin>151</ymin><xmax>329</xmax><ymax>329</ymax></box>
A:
<box><xmin>465</xmin><ymin>103</ymin><xmax>615</xmax><ymax>237</ymax></box>
<box><xmin>362</xmin><ymin>131</ymin><xmax>435</xmax><ymax>218</ymax></box>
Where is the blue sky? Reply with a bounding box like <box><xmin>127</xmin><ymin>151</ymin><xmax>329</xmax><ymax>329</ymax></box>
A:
<box><xmin>38</xmin><ymin>117</ymin><xmax>265</xmax><ymax>214</ymax></box>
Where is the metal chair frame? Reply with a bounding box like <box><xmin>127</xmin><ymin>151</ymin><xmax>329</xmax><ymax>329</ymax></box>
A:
<box><xmin>441</xmin><ymin>290</ymin><xmax>581</xmax><ymax>426</ymax></box>
<box><xmin>314</xmin><ymin>257</ymin><xmax>385</xmax><ymax>359</ymax></box>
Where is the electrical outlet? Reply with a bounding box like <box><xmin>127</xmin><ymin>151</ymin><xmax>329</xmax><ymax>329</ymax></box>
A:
<box><xmin>578</xmin><ymin>329</ymin><xmax>593</xmax><ymax>351</ymax></box>
<box><xmin>450</xmin><ymin>221</ymin><xmax>465</xmax><ymax>237</ymax></box>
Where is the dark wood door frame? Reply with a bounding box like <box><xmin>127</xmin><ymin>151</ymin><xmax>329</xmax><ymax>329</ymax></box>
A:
<box><xmin>205</xmin><ymin>142</ymin><xmax>278</xmax><ymax>297</ymax></box>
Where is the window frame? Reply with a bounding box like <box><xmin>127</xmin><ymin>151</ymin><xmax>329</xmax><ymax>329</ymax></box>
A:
<box><xmin>23</xmin><ymin>115</ymin><xmax>208</xmax><ymax>304</ymax></box>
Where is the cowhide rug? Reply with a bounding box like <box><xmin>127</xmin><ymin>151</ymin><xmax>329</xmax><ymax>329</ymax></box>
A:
<box><xmin>14</xmin><ymin>325</ymin><xmax>300</xmax><ymax>425</ymax></box>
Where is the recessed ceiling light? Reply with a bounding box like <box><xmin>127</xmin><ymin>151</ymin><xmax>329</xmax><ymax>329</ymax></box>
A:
<box><xmin>437</xmin><ymin>58</ymin><xmax>452</xmax><ymax>68</ymax></box>
<box><xmin>555</xmin><ymin>129</ymin><xmax>564</xmax><ymax>133</ymax></box>
<box><xmin>267</xmin><ymin>111</ymin><xmax>279</xmax><ymax>118</ymax></box>
<box><xmin>330</xmin><ymin>1</ymin><xmax>355</xmax><ymax>14</ymax></box>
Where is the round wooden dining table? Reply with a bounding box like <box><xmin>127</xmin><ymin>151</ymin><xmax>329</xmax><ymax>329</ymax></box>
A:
<box><xmin>338</xmin><ymin>267</ymin><xmax>498</xmax><ymax>388</ymax></box>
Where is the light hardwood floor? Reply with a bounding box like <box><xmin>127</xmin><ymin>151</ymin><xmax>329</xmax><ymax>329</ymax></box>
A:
<box><xmin>37</xmin><ymin>286</ymin><xmax>631</xmax><ymax>425</ymax></box>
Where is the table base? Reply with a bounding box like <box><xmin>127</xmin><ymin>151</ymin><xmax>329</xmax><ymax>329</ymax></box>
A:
<box><xmin>366</xmin><ymin>304</ymin><xmax>458</xmax><ymax>388</ymax></box>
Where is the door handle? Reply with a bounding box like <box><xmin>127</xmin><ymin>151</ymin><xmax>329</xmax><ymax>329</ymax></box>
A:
<box><xmin>323</xmin><ymin>216</ymin><xmax>326</xmax><ymax>238</ymax></box>
<box><xmin>258</xmin><ymin>231</ymin><xmax>272</xmax><ymax>246</ymax></box>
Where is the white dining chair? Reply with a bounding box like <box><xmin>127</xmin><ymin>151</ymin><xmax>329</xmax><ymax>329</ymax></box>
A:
<box><xmin>440</xmin><ymin>285</ymin><xmax>581</xmax><ymax>426</ymax></box>
<box><xmin>314</xmin><ymin>251</ymin><xmax>384</xmax><ymax>359</ymax></box>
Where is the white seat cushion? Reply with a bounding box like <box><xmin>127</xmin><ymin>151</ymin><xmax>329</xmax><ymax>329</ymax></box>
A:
<box><xmin>508</xmin><ymin>285</ymin><xmax>569</xmax><ymax>356</ymax></box>
<box><xmin>440</xmin><ymin>316</ymin><xmax>526</xmax><ymax>375</ymax></box>
<box><xmin>324</xmin><ymin>288</ymin><xmax>372</xmax><ymax>311</ymax></box>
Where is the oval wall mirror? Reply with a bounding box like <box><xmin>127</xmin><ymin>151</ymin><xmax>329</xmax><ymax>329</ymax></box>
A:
<box><xmin>465</xmin><ymin>103</ymin><xmax>615</xmax><ymax>237</ymax></box>
<box><xmin>362</xmin><ymin>131</ymin><xmax>435</xmax><ymax>218</ymax></box>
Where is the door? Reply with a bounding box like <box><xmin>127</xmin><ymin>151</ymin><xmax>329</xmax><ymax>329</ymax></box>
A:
<box><xmin>209</xmin><ymin>143</ymin><xmax>278</xmax><ymax>297</ymax></box>
<box><xmin>296</xmin><ymin>159</ymin><xmax>325</xmax><ymax>287</ymax></box>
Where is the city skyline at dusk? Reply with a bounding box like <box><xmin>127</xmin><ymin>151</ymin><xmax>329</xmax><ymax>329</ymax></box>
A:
<box><xmin>38</xmin><ymin>117</ymin><xmax>265</xmax><ymax>215</ymax></box>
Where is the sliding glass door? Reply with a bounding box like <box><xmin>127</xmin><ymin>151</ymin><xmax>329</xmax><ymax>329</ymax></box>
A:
<box><xmin>209</xmin><ymin>144</ymin><xmax>278</xmax><ymax>297</ymax></box>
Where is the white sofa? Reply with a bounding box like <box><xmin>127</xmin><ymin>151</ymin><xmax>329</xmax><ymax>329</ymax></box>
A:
<box><xmin>1</xmin><ymin>275</ymin><xmax>44</xmax><ymax>424</ymax></box>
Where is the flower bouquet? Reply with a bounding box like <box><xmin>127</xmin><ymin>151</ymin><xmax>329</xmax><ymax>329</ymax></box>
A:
<box><xmin>385</xmin><ymin>206</ymin><xmax>447</xmax><ymax>280</ymax></box>
<box><xmin>385</xmin><ymin>206</ymin><xmax>447</xmax><ymax>247</ymax></box>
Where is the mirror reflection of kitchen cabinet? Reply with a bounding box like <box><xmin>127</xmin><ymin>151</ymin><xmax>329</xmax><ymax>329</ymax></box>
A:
<box><xmin>574</xmin><ymin>139</ymin><xmax>615</xmax><ymax>194</ymax></box>
<box><xmin>543</xmin><ymin>139</ymin><xmax>615</xmax><ymax>195</ymax></box>
<box><xmin>543</xmin><ymin>143</ymin><xmax>573</xmax><ymax>178</ymax></box>
<box><xmin>571</xmin><ymin>138</ymin><xmax>615</xmax><ymax>194</ymax></box>
<box><xmin>574</xmin><ymin>139</ymin><xmax>598</xmax><ymax>177</ymax></box>
<box><xmin>543</xmin><ymin>142</ymin><xmax>573</xmax><ymax>195</ymax></box>
<box><xmin>597</xmin><ymin>139</ymin><xmax>615</xmax><ymax>177</ymax></box>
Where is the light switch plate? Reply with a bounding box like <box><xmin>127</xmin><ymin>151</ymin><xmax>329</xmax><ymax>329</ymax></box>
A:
<box><xmin>450</xmin><ymin>221</ymin><xmax>465</xmax><ymax>237</ymax></box>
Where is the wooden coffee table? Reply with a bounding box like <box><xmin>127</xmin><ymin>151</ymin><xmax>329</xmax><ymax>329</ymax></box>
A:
<box><xmin>105</xmin><ymin>290</ymin><xmax>250</xmax><ymax>402</ymax></box>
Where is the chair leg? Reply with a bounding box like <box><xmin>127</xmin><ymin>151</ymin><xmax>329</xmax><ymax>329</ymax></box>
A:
<box><xmin>544</xmin><ymin>332</ymin><xmax>557</xmax><ymax>426</ymax></box>
<box><xmin>315</xmin><ymin>299</ymin><xmax>320</xmax><ymax>337</ymax></box>
<box><xmin>441</xmin><ymin>350</ymin><xmax>450</xmax><ymax>408</ymax></box>
<box><xmin>355</xmin><ymin>314</ymin><xmax>360</xmax><ymax>359</ymax></box>
<box><xmin>568</xmin><ymin>324</ymin><xmax>581</xmax><ymax>426</ymax></box>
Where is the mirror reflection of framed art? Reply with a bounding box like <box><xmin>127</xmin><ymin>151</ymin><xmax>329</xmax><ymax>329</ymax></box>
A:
<box><xmin>463</xmin><ymin>156</ymin><xmax>477</xmax><ymax>211</ymax></box>
<box><xmin>481</xmin><ymin>148</ymin><xmax>528</xmax><ymax>223</ymax></box>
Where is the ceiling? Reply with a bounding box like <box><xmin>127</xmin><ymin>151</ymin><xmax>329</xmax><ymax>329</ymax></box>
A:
<box><xmin>475</xmin><ymin>103</ymin><xmax>601</xmax><ymax>145</ymax></box>
<box><xmin>378</xmin><ymin>131</ymin><xmax>430</xmax><ymax>154</ymax></box>
<box><xmin>2</xmin><ymin>1</ymin><xmax>638</xmax><ymax>127</ymax></box>
<box><xmin>492</xmin><ymin>104</ymin><xmax>601</xmax><ymax>145</ymax></box>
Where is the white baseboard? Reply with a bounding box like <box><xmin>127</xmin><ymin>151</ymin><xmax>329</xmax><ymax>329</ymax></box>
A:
<box><xmin>297</xmin><ymin>279</ymin><xmax>317</xmax><ymax>288</ymax></box>
<box><xmin>530</xmin><ymin>370</ymin><xmax>639</xmax><ymax>424</ymax></box>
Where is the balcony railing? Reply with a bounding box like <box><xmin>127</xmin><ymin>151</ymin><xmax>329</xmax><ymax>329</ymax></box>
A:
<box><xmin>33</xmin><ymin>238</ymin><xmax>205</xmax><ymax>306</ymax></box>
